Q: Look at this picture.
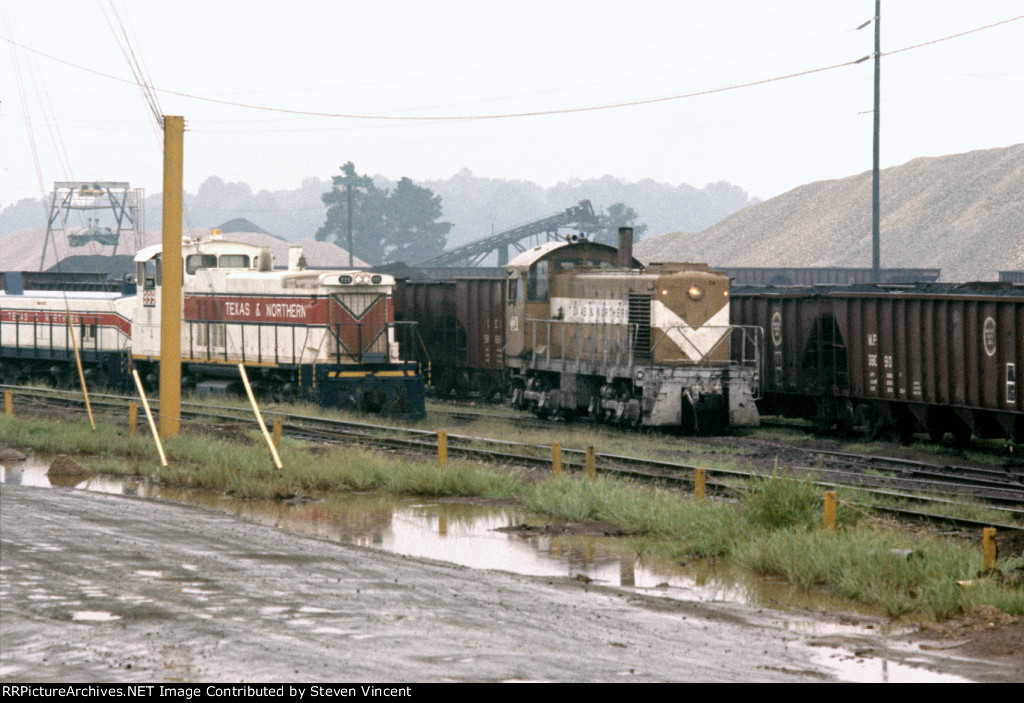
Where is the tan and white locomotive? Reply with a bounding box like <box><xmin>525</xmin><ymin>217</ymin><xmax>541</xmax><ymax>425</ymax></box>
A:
<box><xmin>505</xmin><ymin>229</ymin><xmax>761</xmax><ymax>431</ymax></box>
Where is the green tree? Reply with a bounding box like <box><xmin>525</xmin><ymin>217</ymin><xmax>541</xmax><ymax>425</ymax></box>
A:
<box><xmin>317</xmin><ymin>162</ymin><xmax>387</xmax><ymax>266</ymax></box>
<box><xmin>383</xmin><ymin>177</ymin><xmax>453</xmax><ymax>264</ymax></box>
<box><xmin>595</xmin><ymin>202</ymin><xmax>648</xmax><ymax>246</ymax></box>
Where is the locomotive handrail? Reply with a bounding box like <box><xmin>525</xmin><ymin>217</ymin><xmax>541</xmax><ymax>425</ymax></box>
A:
<box><xmin>391</xmin><ymin>321</ymin><xmax>432</xmax><ymax>378</ymax></box>
<box><xmin>524</xmin><ymin>317</ymin><xmax>763</xmax><ymax>373</ymax></box>
<box><xmin>648</xmin><ymin>324</ymin><xmax>763</xmax><ymax>368</ymax></box>
<box><xmin>525</xmin><ymin>317</ymin><xmax>639</xmax><ymax>369</ymax></box>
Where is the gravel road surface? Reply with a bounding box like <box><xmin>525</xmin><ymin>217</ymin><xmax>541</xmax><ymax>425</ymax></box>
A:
<box><xmin>0</xmin><ymin>483</ymin><xmax>1010</xmax><ymax>682</ymax></box>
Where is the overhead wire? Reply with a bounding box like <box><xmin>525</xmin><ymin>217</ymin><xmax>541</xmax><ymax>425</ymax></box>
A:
<box><xmin>1</xmin><ymin>14</ymin><xmax>1020</xmax><ymax>125</ymax></box>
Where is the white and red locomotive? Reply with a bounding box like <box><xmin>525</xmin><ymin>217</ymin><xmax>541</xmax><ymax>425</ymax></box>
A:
<box><xmin>0</xmin><ymin>232</ymin><xmax>425</xmax><ymax>418</ymax></box>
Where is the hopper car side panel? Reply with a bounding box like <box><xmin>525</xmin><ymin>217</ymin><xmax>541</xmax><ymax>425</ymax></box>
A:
<box><xmin>732</xmin><ymin>285</ymin><xmax>1024</xmax><ymax>443</ymax></box>
<box><xmin>393</xmin><ymin>278</ymin><xmax>505</xmax><ymax>399</ymax></box>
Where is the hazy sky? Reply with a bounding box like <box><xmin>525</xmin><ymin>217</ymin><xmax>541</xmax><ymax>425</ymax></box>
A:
<box><xmin>2</xmin><ymin>1</ymin><xmax>1021</xmax><ymax>211</ymax></box>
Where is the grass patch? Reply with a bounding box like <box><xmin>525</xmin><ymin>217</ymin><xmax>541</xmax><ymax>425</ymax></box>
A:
<box><xmin>2</xmin><ymin>413</ymin><xmax>1020</xmax><ymax>621</ymax></box>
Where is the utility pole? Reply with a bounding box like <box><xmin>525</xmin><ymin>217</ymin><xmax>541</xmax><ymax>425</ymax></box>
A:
<box><xmin>347</xmin><ymin>181</ymin><xmax>355</xmax><ymax>268</ymax></box>
<box><xmin>159</xmin><ymin>115</ymin><xmax>183</xmax><ymax>439</ymax></box>
<box><xmin>329</xmin><ymin>164</ymin><xmax>372</xmax><ymax>268</ymax></box>
<box><xmin>871</xmin><ymin>0</ymin><xmax>881</xmax><ymax>282</ymax></box>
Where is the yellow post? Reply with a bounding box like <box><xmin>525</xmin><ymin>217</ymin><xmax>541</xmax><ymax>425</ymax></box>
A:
<box><xmin>272</xmin><ymin>418</ymin><xmax>282</xmax><ymax>449</ymax></box>
<box><xmin>438</xmin><ymin>430</ymin><xmax>447</xmax><ymax>467</ymax></box>
<box><xmin>4</xmin><ymin>390</ymin><xmax>11</xmax><ymax>416</ymax></box>
<box><xmin>824</xmin><ymin>491</ymin><xmax>837</xmax><ymax>533</ymax></box>
<box><xmin>585</xmin><ymin>446</ymin><xmax>595</xmax><ymax>480</ymax></box>
<box><xmin>132</xmin><ymin>369</ymin><xmax>167</xmax><ymax>467</ymax></box>
<box><xmin>65</xmin><ymin>315</ymin><xmax>95</xmax><ymax>430</ymax></box>
<box><xmin>983</xmin><ymin>528</ymin><xmax>997</xmax><ymax>569</ymax></box>
<box><xmin>695</xmin><ymin>467</ymin><xmax>706</xmax><ymax>501</ymax></box>
<box><xmin>238</xmin><ymin>364</ymin><xmax>283</xmax><ymax>471</ymax></box>
<box><xmin>551</xmin><ymin>442</ymin><xmax>562</xmax><ymax>477</ymax></box>
<box><xmin>128</xmin><ymin>401</ymin><xmax>138</xmax><ymax>437</ymax></box>
<box><xmin>159</xmin><ymin>115</ymin><xmax>184</xmax><ymax>439</ymax></box>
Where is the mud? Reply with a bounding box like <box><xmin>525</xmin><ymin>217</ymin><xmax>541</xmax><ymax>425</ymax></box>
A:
<box><xmin>2</xmin><ymin>483</ymin><xmax>1021</xmax><ymax>682</ymax></box>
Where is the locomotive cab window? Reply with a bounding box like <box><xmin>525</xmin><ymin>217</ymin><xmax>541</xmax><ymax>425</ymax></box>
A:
<box><xmin>186</xmin><ymin>254</ymin><xmax>217</xmax><ymax>275</ymax></box>
<box><xmin>139</xmin><ymin>257</ymin><xmax>160</xmax><ymax>289</ymax></box>
<box><xmin>507</xmin><ymin>276</ymin><xmax>520</xmax><ymax>304</ymax></box>
<box><xmin>527</xmin><ymin>260</ymin><xmax>549</xmax><ymax>302</ymax></box>
<box><xmin>219</xmin><ymin>254</ymin><xmax>250</xmax><ymax>269</ymax></box>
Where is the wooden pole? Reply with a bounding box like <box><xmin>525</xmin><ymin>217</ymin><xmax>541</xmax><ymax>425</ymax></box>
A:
<box><xmin>159</xmin><ymin>115</ymin><xmax>184</xmax><ymax>439</ymax></box>
<box><xmin>132</xmin><ymin>369</ymin><xmax>167</xmax><ymax>467</ymax></box>
<box><xmin>239</xmin><ymin>364</ymin><xmax>283</xmax><ymax>470</ymax></box>
<box><xmin>824</xmin><ymin>491</ymin><xmax>837</xmax><ymax>533</ymax></box>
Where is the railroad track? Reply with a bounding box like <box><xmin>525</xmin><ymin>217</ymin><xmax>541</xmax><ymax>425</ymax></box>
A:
<box><xmin>3</xmin><ymin>384</ymin><xmax>1022</xmax><ymax>532</ymax></box>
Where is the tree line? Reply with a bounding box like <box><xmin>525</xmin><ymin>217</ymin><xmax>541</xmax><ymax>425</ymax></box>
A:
<box><xmin>315</xmin><ymin>161</ymin><xmax>648</xmax><ymax>266</ymax></box>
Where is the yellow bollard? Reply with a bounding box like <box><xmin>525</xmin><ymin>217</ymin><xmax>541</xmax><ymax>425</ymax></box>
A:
<box><xmin>585</xmin><ymin>446</ymin><xmax>595</xmax><ymax>480</ymax></box>
<box><xmin>438</xmin><ymin>430</ymin><xmax>447</xmax><ymax>467</ymax></box>
<box><xmin>128</xmin><ymin>402</ymin><xmax>138</xmax><ymax>437</ymax></box>
<box><xmin>824</xmin><ymin>491</ymin><xmax>837</xmax><ymax>533</ymax></box>
<box><xmin>272</xmin><ymin>418</ymin><xmax>282</xmax><ymax>449</ymax></box>
<box><xmin>551</xmin><ymin>442</ymin><xmax>562</xmax><ymax>477</ymax></box>
<box><xmin>694</xmin><ymin>467</ymin><xmax>706</xmax><ymax>501</ymax></box>
<box><xmin>983</xmin><ymin>528</ymin><xmax>997</xmax><ymax>569</ymax></box>
<box><xmin>4</xmin><ymin>390</ymin><xmax>11</xmax><ymax>417</ymax></box>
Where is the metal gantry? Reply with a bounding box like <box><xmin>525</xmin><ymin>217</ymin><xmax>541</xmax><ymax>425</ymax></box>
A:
<box><xmin>41</xmin><ymin>181</ymin><xmax>145</xmax><ymax>270</ymax></box>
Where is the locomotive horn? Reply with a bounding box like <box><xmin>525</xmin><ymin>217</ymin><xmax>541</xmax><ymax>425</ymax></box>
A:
<box><xmin>617</xmin><ymin>227</ymin><xmax>634</xmax><ymax>269</ymax></box>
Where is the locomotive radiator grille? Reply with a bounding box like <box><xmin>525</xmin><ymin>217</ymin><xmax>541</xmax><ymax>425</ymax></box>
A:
<box><xmin>628</xmin><ymin>294</ymin><xmax>652</xmax><ymax>359</ymax></box>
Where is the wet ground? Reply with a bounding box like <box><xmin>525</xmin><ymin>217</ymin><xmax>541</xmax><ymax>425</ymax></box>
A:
<box><xmin>2</xmin><ymin>461</ymin><xmax>1022</xmax><ymax>682</ymax></box>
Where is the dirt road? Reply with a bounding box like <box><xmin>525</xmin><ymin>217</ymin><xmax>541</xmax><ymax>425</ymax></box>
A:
<box><xmin>0</xmin><ymin>483</ymin><xmax>1013</xmax><ymax>682</ymax></box>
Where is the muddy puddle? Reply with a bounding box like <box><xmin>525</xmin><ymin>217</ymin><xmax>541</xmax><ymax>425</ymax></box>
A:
<box><xmin>0</xmin><ymin>458</ymin><xmax>971</xmax><ymax>683</ymax></box>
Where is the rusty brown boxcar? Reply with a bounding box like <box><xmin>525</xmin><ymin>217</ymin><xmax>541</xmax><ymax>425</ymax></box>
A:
<box><xmin>731</xmin><ymin>283</ymin><xmax>1024</xmax><ymax>444</ymax></box>
<box><xmin>393</xmin><ymin>277</ymin><xmax>505</xmax><ymax>399</ymax></box>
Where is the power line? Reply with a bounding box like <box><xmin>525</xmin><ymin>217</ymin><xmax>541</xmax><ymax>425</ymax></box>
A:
<box><xmin>1</xmin><ymin>14</ymin><xmax>1020</xmax><ymax>124</ymax></box>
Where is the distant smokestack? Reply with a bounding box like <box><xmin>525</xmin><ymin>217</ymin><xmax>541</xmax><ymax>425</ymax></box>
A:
<box><xmin>617</xmin><ymin>227</ymin><xmax>634</xmax><ymax>269</ymax></box>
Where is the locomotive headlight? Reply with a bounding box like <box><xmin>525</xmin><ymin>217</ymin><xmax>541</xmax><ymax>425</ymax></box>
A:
<box><xmin>687</xmin><ymin>284</ymin><xmax>705</xmax><ymax>301</ymax></box>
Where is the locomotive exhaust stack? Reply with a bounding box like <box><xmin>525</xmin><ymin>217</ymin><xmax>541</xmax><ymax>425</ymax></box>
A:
<box><xmin>617</xmin><ymin>227</ymin><xmax>634</xmax><ymax>269</ymax></box>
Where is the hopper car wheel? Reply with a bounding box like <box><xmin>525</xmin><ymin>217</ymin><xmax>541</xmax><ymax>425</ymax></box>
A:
<box><xmin>433</xmin><ymin>372</ymin><xmax>453</xmax><ymax>399</ymax></box>
<box><xmin>472</xmin><ymin>371</ymin><xmax>497</xmax><ymax>402</ymax></box>
<box><xmin>812</xmin><ymin>399</ymin><xmax>835</xmax><ymax>434</ymax></box>
<box><xmin>951</xmin><ymin>423</ymin><xmax>972</xmax><ymax>447</ymax></box>
<box><xmin>928</xmin><ymin>427</ymin><xmax>946</xmax><ymax>443</ymax></box>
